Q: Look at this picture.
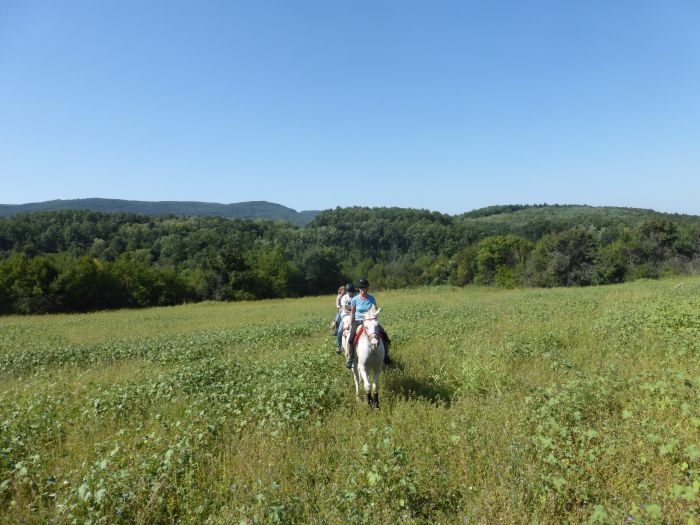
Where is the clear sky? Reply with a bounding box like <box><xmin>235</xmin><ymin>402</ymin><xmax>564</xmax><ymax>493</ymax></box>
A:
<box><xmin>1</xmin><ymin>1</ymin><xmax>699</xmax><ymax>215</ymax></box>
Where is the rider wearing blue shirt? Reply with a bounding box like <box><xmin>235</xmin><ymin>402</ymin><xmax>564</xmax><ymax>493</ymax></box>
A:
<box><xmin>346</xmin><ymin>277</ymin><xmax>391</xmax><ymax>369</ymax></box>
<box><xmin>352</xmin><ymin>292</ymin><xmax>377</xmax><ymax>321</ymax></box>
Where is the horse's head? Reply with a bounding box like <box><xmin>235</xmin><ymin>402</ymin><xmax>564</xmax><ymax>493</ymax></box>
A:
<box><xmin>362</xmin><ymin>307</ymin><xmax>382</xmax><ymax>351</ymax></box>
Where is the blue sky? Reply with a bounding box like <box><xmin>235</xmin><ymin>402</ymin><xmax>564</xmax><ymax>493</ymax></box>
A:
<box><xmin>1</xmin><ymin>1</ymin><xmax>699</xmax><ymax>215</ymax></box>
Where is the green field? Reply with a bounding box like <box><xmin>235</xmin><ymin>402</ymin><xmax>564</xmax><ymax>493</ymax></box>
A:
<box><xmin>1</xmin><ymin>279</ymin><xmax>699</xmax><ymax>524</ymax></box>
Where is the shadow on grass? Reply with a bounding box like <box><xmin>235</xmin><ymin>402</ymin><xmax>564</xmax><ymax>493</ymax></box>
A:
<box><xmin>384</xmin><ymin>362</ymin><xmax>456</xmax><ymax>407</ymax></box>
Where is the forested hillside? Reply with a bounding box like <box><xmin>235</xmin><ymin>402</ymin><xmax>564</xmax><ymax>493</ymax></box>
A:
<box><xmin>1</xmin><ymin>205</ymin><xmax>699</xmax><ymax>314</ymax></box>
<box><xmin>0</xmin><ymin>198</ymin><xmax>319</xmax><ymax>226</ymax></box>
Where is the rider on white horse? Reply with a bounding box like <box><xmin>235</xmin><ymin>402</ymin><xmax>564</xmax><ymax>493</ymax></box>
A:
<box><xmin>332</xmin><ymin>285</ymin><xmax>345</xmax><ymax>335</ymax></box>
<box><xmin>336</xmin><ymin>283</ymin><xmax>355</xmax><ymax>354</ymax></box>
<box><xmin>346</xmin><ymin>277</ymin><xmax>391</xmax><ymax>369</ymax></box>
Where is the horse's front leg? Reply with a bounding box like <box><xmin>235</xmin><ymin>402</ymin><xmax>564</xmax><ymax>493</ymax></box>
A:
<box><xmin>352</xmin><ymin>365</ymin><xmax>361</xmax><ymax>398</ymax></box>
<box><xmin>371</xmin><ymin>369</ymin><xmax>381</xmax><ymax>408</ymax></box>
<box><xmin>368</xmin><ymin>344</ymin><xmax>384</xmax><ymax>408</ymax></box>
<box><xmin>357</xmin><ymin>364</ymin><xmax>372</xmax><ymax>406</ymax></box>
<box><xmin>341</xmin><ymin>331</ymin><xmax>347</xmax><ymax>357</ymax></box>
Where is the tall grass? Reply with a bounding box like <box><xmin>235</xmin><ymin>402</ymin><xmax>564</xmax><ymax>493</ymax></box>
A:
<box><xmin>1</xmin><ymin>278</ymin><xmax>698</xmax><ymax>523</ymax></box>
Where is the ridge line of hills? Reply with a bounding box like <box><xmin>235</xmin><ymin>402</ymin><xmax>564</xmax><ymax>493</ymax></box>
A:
<box><xmin>2</xmin><ymin>198</ymin><xmax>700</xmax><ymax>314</ymax></box>
<box><xmin>0</xmin><ymin>198</ymin><xmax>321</xmax><ymax>226</ymax></box>
<box><xmin>1</xmin><ymin>199</ymin><xmax>699</xmax><ymax>227</ymax></box>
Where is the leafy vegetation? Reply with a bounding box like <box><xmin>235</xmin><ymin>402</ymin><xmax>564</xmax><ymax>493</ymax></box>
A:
<box><xmin>1</xmin><ymin>278</ymin><xmax>698</xmax><ymax>523</ymax></box>
<box><xmin>1</xmin><ymin>204</ymin><xmax>700</xmax><ymax>314</ymax></box>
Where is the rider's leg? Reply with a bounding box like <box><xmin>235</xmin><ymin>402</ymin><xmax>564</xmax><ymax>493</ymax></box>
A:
<box><xmin>336</xmin><ymin>316</ymin><xmax>344</xmax><ymax>353</ymax></box>
<box><xmin>346</xmin><ymin>320</ymin><xmax>359</xmax><ymax>369</ymax></box>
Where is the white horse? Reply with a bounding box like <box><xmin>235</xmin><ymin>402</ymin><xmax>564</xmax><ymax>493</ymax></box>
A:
<box><xmin>347</xmin><ymin>307</ymin><xmax>385</xmax><ymax>408</ymax></box>
<box><xmin>341</xmin><ymin>313</ymin><xmax>353</xmax><ymax>359</ymax></box>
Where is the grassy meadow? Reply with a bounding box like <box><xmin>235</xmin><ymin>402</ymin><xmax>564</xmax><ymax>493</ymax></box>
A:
<box><xmin>1</xmin><ymin>278</ymin><xmax>699</xmax><ymax>524</ymax></box>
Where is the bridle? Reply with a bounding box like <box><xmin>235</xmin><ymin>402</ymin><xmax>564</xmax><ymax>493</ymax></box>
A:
<box><xmin>362</xmin><ymin>317</ymin><xmax>381</xmax><ymax>350</ymax></box>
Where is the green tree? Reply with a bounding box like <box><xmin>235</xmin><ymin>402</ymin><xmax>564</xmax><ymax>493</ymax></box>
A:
<box><xmin>239</xmin><ymin>244</ymin><xmax>301</xmax><ymax>299</ymax></box>
<box><xmin>448</xmin><ymin>245</ymin><xmax>477</xmax><ymax>286</ymax></box>
<box><xmin>525</xmin><ymin>228</ymin><xmax>600</xmax><ymax>287</ymax></box>
<box><xmin>597</xmin><ymin>241</ymin><xmax>629</xmax><ymax>284</ymax></box>
<box><xmin>59</xmin><ymin>256</ymin><xmax>125</xmax><ymax>311</ymax></box>
<box><xmin>298</xmin><ymin>247</ymin><xmax>343</xmax><ymax>295</ymax></box>
<box><xmin>474</xmin><ymin>235</ymin><xmax>533</xmax><ymax>286</ymax></box>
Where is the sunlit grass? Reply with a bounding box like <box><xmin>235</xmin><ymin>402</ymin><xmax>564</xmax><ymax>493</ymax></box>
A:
<box><xmin>1</xmin><ymin>277</ymin><xmax>699</xmax><ymax>523</ymax></box>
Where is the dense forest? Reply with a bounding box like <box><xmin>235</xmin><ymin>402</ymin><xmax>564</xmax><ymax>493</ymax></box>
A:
<box><xmin>1</xmin><ymin>205</ymin><xmax>699</xmax><ymax>314</ymax></box>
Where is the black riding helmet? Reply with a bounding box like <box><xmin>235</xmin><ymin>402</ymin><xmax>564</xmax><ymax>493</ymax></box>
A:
<box><xmin>345</xmin><ymin>283</ymin><xmax>355</xmax><ymax>293</ymax></box>
<box><xmin>357</xmin><ymin>277</ymin><xmax>369</xmax><ymax>288</ymax></box>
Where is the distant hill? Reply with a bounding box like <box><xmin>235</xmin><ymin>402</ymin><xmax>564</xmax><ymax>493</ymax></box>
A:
<box><xmin>3</xmin><ymin>200</ymin><xmax>697</xmax><ymax>232</ymax></box>
<box><xmin>455</xmin><ymin>204</ymin><xmax>700</xmax><ymax>240</ymax></box>
<box><xmin>458</xmin><ymin>204</ymin><xmax>696</xmax><ymax>223</ymax></box>
<box><xmin>310</xmin><ymin>203</ymin><xmax>700</xmax><ymax>244</ymax></box>
<box><xmin>0</xmin><ymin>198</ymin><xmax>320</xmax><ymax>226</ymax></box>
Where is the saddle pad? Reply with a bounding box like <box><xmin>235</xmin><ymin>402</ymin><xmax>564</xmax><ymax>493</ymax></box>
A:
<box><xmin>353</xmin><ymin>326</ymin><xmax>365</xmax><ymax>345</ymax></box>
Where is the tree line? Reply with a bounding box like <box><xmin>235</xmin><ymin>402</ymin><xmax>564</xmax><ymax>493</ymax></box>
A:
<box><xmin>1</xmin><ymin>206</ymin><xmax>699</xmax><ymax>314</ymax></box>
